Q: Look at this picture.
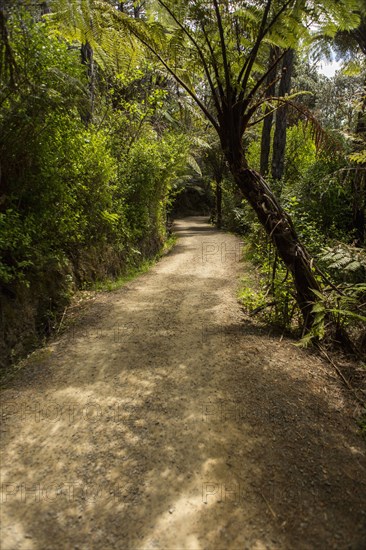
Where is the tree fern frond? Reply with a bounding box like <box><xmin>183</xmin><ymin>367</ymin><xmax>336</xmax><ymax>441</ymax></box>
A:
<box><xmin>187</xmin><ymin>154</ymin><xmax>202</xmax><ymax>176</ymax></box>
<box><xmin>319</xmin><ymin>244</ymin><xmax>366</xmax><ymax>283</ymax></box>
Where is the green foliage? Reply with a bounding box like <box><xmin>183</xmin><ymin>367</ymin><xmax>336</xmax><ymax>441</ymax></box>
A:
<box><xmin>1</xmin><ymin>0</ymin><xmax>365</xmax><ymax>367</ymax></box>
<box><xmin>283</xmin><ymin>122</ymin><xmax>317</xmax><ymax>184</ymax></box>
<box><xmin>238</xmin><ymin>285</ymin><xmax>267</xmax><ymax>314</ymax></box>
<box><xmin>0</xmin><ymin>8</ymin><xmax>190</xmax><ymax>284</ymax></box>
<box><xmin>0</xmin><ymin>10</ymin><xmax>120</xmax><ymax>283</ymax></box>
<box><xmin>0</xmin><ymin>209</ymin><xmax>34</xmax><ymax>284</ymax></box>
<box><xmin>349</xmin><ymin>149</ymin><xmax>366</xmax><ymax>163</ymax></box>
<box><xmin>118</xmin><ymin>129</ymin><xmax>189</xmax><ymax>248</ymax></box>
<box><xmin>319</xmin><ymin>244</ymin><xmax>366</xmax><ymax>283</ymax></box>
<box><xmin>245</xmin><ymin>128</ymin><xmax>262</xmax><ymax>172</ymax></box>
<box><xmin>0</xmin><ymin>12</ymin><xmax>86</xmax><ymax>283</ymax></box>
<box><xmin>219</xmin><ymin>178</ymin><xmax>250</xmax><ymax>233</ymax></box>
<box><xmin>281</xmin><ymin>148</ymin><xmax>354</xmax><ymax>243</ymax></box>
<box><xmin>299</xmin><ymin>284</ymin><xmax>366</xmax><ymax>347</ymax></box>
<box><xmin>0</xmin><ymin>7</ymin><xmax>193</xmax><ymax>367</ymax></box>
<box><xmin>282</xmin><ymin>196</ymin><xmax>326</xmax><ymax>256</ymax></box>
<box><xmin>0</xmin><ymin>8</ymin><xmax>87</xmax><ymax>114</ymax></box>
<box><xmin>237</xmin><ymin>223</ymin><xmax>300</xmax><ymax>330</ymax></box>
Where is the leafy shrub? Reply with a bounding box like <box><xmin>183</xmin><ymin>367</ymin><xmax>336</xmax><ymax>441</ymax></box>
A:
<box><xmin>0</xmin><ymin>10</ymin><xmax>190</xmax><ymax>368</ymax></box>
<box><xmin>318</xmin><ymin>244</ymin><xmax>366</xmax><ymax>284</ymax></box>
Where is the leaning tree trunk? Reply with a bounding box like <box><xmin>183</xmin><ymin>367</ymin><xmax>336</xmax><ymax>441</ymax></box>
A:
<box><xmin>225</xmin><ymin>143</ymin><xmax>320</xmax><ymax>329</ymax></box>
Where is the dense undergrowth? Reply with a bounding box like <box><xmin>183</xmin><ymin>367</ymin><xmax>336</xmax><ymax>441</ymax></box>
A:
<box><xmin>215</xmin><ymin>122</ymin><xmax>366</xmax><ymax>357</ymax></box>
<box><xmin>0</xmin><ymin>10</ymin><xmax>189</xmax><ymax>368</ymax></box>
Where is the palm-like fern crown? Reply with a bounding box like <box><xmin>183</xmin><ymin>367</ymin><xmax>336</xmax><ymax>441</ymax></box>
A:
<box><xmin>2</xmin><ymin>0</ymin><xmax>364</xmax><ymax>135</ymax></box>
<box><xmin>42</xmin><ymin>1</ymin><xmax>362</xmax><ymax>129</ymax></box>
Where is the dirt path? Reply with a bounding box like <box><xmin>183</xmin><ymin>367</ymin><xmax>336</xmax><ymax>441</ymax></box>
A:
<box><xmin>1</xmin><ymin>217</ymin><xmax>365</xmax><ymax>550</ymax></box>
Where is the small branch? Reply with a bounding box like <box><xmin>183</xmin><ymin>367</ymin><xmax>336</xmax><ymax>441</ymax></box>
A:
<box><xmin>247</xmin><ymin>106</ymin><xmax>278</xmax><ymax>127</ymax></box>
<box><xmin>156</xmin><ymin>0</ymin><xmax>222</xmax><ymax>114</ymax></box>
<box><xmin>56</xmin><ymin>307</ymin><xmax>68</xmax><ymax>335</ymax></box>
<box><xmin>129</xmin><ymin>29</ymin><xmax>220</xmax><ymax>131</ymax></box>
<box><xmin>280</xmin><ymin>269</ymin><xmax>290</xmax><ymax>285</ymax></box>
<box><xmin>237</xmin><ymin>0</ymin><xmax>273</xmax><ymax>90</ymax></box>
<box><xmin>213</xmin><ymin>0</ymin><xmax>231</xmax><ymax>102</ymax></box>
<box><xmin>249</xmin><ymin>301</ymin><xmax>276</xmax><ymax>316</ymax></box>
<box><xmin>241</xmin><ymin>49</ymin><xmax>286</xmax><ymax>105</ymax></box>
<box><xmin>201</xmin><ymin>20</ymin><xmax>225</xmax><ymax>108</ymax></box>
<box><xmin>259</xmin><ymin>491</ymin><xmax>277</xmax><ymax>518</ymax></box>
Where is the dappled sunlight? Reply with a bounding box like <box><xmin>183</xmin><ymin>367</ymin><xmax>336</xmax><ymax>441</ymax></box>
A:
<box><xmin>1</xmin><ymin>519</ymin><xmax>35</xmax><ymax>550</ymax></box>
<box><xmin>140</xmin><ymin>493</ymin><xmax>204</xmax><ymax>550</ymax></box>
<box><xmin>1</xmin><ymin>218</ymin><xmax>365</xmax><ymax>549</ymax></box>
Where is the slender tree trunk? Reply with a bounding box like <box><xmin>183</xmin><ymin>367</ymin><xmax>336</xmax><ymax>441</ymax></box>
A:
<box><xmin>260</xmin><ymin>46</ymin><xmax>279</xmax><ymax>176</ymax></box>
<box><xmin>0</xmin><ymin>8</ymin><xmax>16</xmax><ymax>88</ymax></box>
<box><xmin>81</xmin><ymin>41</ymin><xmax>95</xmax><ymax>124</ymax></box>
<box><xmin>40</xmin><ymin>2</ymin><xmax>50</xmax><ymax>15</ymax></box>
<box><xmin>271</xmin><ymin>48</ymin><xmax>294</xmax><ymax>181</ymax></box>
<box><xmin>216</xmin><ymin>177</ymin><xmax>222</xmax><ymax>229</ymax></box>
<box><xmin>207</xmin><ymin>147</ymin><xmax>225</xmax><ymax>229</ymax></box>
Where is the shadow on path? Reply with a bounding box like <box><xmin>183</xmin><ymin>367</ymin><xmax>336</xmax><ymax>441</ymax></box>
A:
<box><xmin>1</xmin><ymin>218</ymin><xmax>365</xmax><ymax>550</ymax></box>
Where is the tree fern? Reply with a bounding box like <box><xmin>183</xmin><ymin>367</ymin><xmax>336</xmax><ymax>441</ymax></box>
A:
<box><xmin>47</xmin><ymin>0</ymin><xmax>144</xmax><ymax>74</ymax></box>
<box><xmin>27</xmin><ymin>0</ymin><xmax>364</xmax><ymax>333</ymax></box>
<box><xmin>319</xmin><ymin>244</ymin><xmax>366</xmax><ymax>283</ymax></box>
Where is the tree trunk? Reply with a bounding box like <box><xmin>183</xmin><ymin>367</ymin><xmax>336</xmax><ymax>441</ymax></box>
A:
<box><xmin>0</xmin><ymin>8</ymin><xmax>16</xmax><ymax>88</ymax></box>
<box><xmin>225</xmin><ymin>143</ymin><xmax>320</xmax><ymax>328</ymax></box>
<box><xmin>271</xmin><ymin>48</ymin><xmax>294</xmax><ymax>181</ymax></box>
<box><xmin>81</xmin><ymin>41</ymin><xmax>95</xmax><ymax>124</ymax></box>
<box><xmin>40</xmin><ymin>2</ymin><xmax>51</xmax><ymax>15</ymax></box>
<box><xmin>216</xmin><ymin>178</ymin><xmax>222</xmax><ymax>229</ymax></box>
<box><xmin>260</xmin><ymin>46</ymin><xmax>279</xmax><ymax>176</ymax></box>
